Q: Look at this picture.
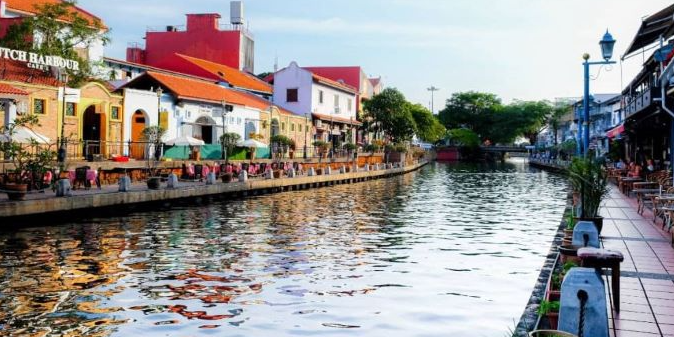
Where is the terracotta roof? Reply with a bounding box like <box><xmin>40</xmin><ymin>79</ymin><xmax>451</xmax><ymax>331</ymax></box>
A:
<box><xmin>144</xmin><ymin>71</ymin><xmax>277</xmax><ymax>112</ymax></box>
<box><xmin>311</xmin><ymin>112</ymin><xmax>362</xmax><ymax>126</ymax></box>
<box><xmin>5</xmin><ymin>0</ymin><xmax>106</xmax><ymax>28</ymax></box>
<box><xmin>0</xmin><ymin>83</ymin><xmax>28</xmax><ymax>95</ymax></box>
<box><xmin>312</xmin><ymin>74</ymin><xmax>357</xmax><ymax>94</ymax></box>
<box><xmin>175</xmin><ymin>54</ymin><xmax>272</xmax><ymax>94</ymax></box>
<box><xmin>0</xmin><ymin>59</ymin><xmax>63</xmax><ymax>87</ymax></box>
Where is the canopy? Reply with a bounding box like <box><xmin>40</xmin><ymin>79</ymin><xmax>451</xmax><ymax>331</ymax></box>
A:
<box><xmin>606</xmin><ymin>124</ymin><xmax>625</xmax><ymax>139</ymax></box>
<box><xmin>164</xmin><ymin>135</ymin><xmax>205</xmax><ymax>146</ymax></box>
<box><xmin>0</xmin><ymin>127</ymin><xmax>51</xmax><ymax>144</ymax></box>
<box><xmin>237</xmin><ymin>139</ymin><xmax>267</xmax><ymax>148</ymax></box>
<box><xmin>624</xmin><ymin>4</ymin><xmax>674</xmax><ymax>57</ymax></box>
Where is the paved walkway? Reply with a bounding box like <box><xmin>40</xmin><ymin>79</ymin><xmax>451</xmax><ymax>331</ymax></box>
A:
<box><xmin>600</xmin><ymin>187</ymin><xmax>674</xmax><ymax>336</ymax></box>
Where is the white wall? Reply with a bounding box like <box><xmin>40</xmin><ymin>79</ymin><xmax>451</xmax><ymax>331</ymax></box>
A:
<box><xmin>122</xmin><ymin>88</ymin><xmax>162</xmax><ymax>143</ymax></box>
<box><xmin>273</xmin><ymin>62</ymin><xmax>312</xmax><ymax>116</ymax></box>
<box><xmin>310</xmin><ymin>83</ymin><xmax>357</xmax><ymax>120</ymax></box>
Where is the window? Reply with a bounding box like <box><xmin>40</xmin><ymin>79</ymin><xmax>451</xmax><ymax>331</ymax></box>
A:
<box><xmin>299</xmin><ymin>124</ymin><xmax>302</xmax><ymax>132</ymax></box>
<box><xmin>230</xmin><ymin>116</ymin><xmax>235</xmax><ymax>124</ymax></box>
<box><xmin>111</xmin><ymin>106</ymin><xmax>120</xmax><ymax>120</ymax></box>
<box><xmin>287</xmin><ymin>88</ymin><xmax>298</xmax><ymax>102</ymax></box>
<box><xmin>319</xmin><ymin>90</ymin><xmax>324</xmax><ymax>104</ymax></box>
<box><xmin>237</xmin><ymin>117</ymin><xmax>242</xmax><ymax>125</ymax></box>
<box><xmin>291</xmin><ymin>123</ymin><xmax>295</xmax><ymax>132</ymax></box>
<box><xmin>33</xmin><ymin>98</ymin><xmax>45</xmax><ymax>115</ymax></box>
<box><xmin>347</xmin><ymin>98</ymin><xmax>352</xmax><ymax>112</ymax></box>
<box><xmin>281</xmin><ymin>122</ymin><xmax>286</xmax><ymax>131</ymax></box>
<box><xmin>334</xmin><ymin>95</ymin><xmax>339</xmax><ymax>107</ymax></box>
<box><xmin>66</xmin><ymin>102</ymin><xmax>76</xmax><ymax>117</ymax></box>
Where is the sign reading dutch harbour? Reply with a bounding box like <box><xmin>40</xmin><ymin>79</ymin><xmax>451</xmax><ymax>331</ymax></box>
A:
<box><xmin>0</xmin><ymin>47</ymin><xmax>80</xmax><ymax>71</ymax></box>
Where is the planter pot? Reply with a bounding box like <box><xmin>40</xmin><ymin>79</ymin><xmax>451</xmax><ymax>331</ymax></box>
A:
<box><xmin>562</xmin><ymin>237</ymin><xmax>572</xmax><ymax>246</ymax></box>
<box><xmin>546</xmin><ymin>312</ymin><xmax>559</xmax><ymax>330</ymax></box>
<box><xmin>575</xmin><ymin>216</ymin><xmax>603</xmax><ymax>234</ymax></box>
<box><xmin>273</xmin><ymin>170</ymin><xmax>281</xmax><ymax>179</ymax></box>
<box><xmin>316</xmin><ymin>168</ymin><xmax>323</xmax><ymax>175</ymax></box>
<box><xmin>345</xmin><ymin>166</ymin><xmax>351</xmax><ymax>173</ymax></box>
<box><xmin>147</xmin><ymin>177</ymin><xmax>161</xmax><ymax>190</ymax></box>
<box><xmin>221</xmin><ymin>173</ymin><xmax>233</xmax><ymax>183</ymax></box>
<box><xmin>563</xmin><ymin>228</ymin><xmax>574</xmax><ymax>239</ymax></box>
<box><xmin>529</xmin><ymin>330</ymin><xmax>577</xmax><ymax>337</ymax></box>
<box><xmin>3</xmin><ymin>183</ymin><xmax>27</xmax><ymax>201</ymax></box>
<box><xmin>546</xmin><ymin>289</ymin><xmax>561</xmax><ymax>301</ymax></box>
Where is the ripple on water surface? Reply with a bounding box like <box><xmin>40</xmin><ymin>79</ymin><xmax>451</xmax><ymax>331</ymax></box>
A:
<box><xmin>0</xmin><ymin>159</ymin><xmax>567</xmax><ymax>337</ymax></box>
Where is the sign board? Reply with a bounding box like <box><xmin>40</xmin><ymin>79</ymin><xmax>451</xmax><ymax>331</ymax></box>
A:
<box><xmin>58</xmin><ymin>87</ymin><xmax>81</xmax><ymax>103</ymax></box>
<box><xmin>0</xmin><ymin>47</ymin><xmax>80</xmax><ymax>71</ymax></box>
<box><xmin>159</xmin><ymin>111</ymin><xmax>169</xmax><ymax>130</ymax></box>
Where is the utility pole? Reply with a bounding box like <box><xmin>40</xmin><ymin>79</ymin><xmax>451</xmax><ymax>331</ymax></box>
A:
<box><xmin>427</xmin><ymin>86</ymin><xmax>439</xmax><ymax>114</ymax></box>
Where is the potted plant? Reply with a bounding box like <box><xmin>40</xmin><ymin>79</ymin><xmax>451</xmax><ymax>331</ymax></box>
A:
<box><xmin>343</xmin><ymin>142</ymin><xmax>357</xmax><ymax>159</ymax></box>
<box><xmin>0</xmin><ymin>114</ymin><xmax>56</xmax><ymax>200</ymax></box>
<box><xmin>546</xmin><ymin>273</ymin><xmax>562</xmax><ymax>301</ymax></box>
<box><xmin>562</xmin><ymin>211</ymin><xmax>575</xmax><ymax>246</ymax></box>
<box><xmin>141</xmin><ymin>125</ymin><xmax>166</xmax><ymax>190</ymax></box>
<box><xmin>567</xmin><ymin>157</ymin><xmax>609</xmax><ymax>233</ymax></box>
<box><xmin>271</xmin><ymin>134</ymin><xmax>293</xmax><ymax>159</ymax></box>
<box><xmin>219</xmin><ymin>132</ymin><xmax>240</xmax><ymax>164</ymax></box>
<box><xmin>313</xmin><ymin>140</ymin><xmax>330</xmax><ymax>159</ymax></box>
<box><xmin>537</xmin><ymin>300</ymin><xmax>560</xmax><ymax>330</ymax></box>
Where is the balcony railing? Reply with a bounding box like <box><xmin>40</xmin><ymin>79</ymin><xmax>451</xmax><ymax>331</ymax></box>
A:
<box><xmin>624</xmin><ymin>87</ymin><xmax>660</xmax><ymax>117</ymax></box>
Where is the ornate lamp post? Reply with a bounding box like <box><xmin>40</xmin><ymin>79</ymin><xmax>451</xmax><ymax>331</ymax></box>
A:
<box><xmin>581</xmin><ymin>30</ymin><xmax>616</xmax><ymax>157</ymax></box>
<box><xmin>57</xmin><ymin>73</ymin><xmax>69</xmax><ymax>169</ymax></box>
<box><xmin>304</xmin><ymin>112</ymin><xmax>309</xmax><ymax>159</ymax></box>
<box><xmin>221</xmin><ymin>100</ymin><xmax>227</xmax><ymax>160</ymax></box>
<box><xmin>155</xmin><ymin>87</ymin><xmax>163</xmax><ymax>127</ymax></box>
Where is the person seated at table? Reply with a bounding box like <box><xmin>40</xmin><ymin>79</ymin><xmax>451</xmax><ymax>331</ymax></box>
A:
<box><xmin>644</xmin><ymin>158</ymin><xmax>655</xmax><ymax>174</ymax></box>
<box><xmin>627</xmin><ymin>161</ymin><xmax>642</xmax><ymax>178</ymax></box>
<box><xmin>615</xmin><ymin>158</ymin><xmax>626</xmax><ymax>169</ymax></box>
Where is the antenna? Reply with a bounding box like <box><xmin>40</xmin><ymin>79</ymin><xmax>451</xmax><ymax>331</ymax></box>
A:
<box><xmin>274</xmin><ymin>52</ymin><xmax>278</xmax><ymax>72</ymax></box>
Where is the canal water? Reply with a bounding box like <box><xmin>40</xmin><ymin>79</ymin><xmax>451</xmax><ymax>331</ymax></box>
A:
<box><xmin>0</xmin><ymin>159</ymin><xmax>568</xmax><ymax>337</ymax></box>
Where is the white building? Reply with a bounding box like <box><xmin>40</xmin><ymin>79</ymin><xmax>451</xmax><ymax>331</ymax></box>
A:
<box><xmin>273</xmin><ymin>62</ymin><xmax>360</xmax><ymax>146</ymax></box>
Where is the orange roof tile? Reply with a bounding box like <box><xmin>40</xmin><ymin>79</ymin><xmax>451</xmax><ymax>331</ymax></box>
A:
<box><xmin>311</xmin><ymin>112</ymin><xmax>362</xmax><ymax>126</ymax></box>
<box><xmin>0</xmin><ymin>83</ymin><xmax>28</xmax><ymax>95</ymax></box>
<box><xmin>5</xmin><ymin>0</ymin><xmax>106</xmax><ymax>28</ymax></box>
<box><xmin>175</xmin><ymin>54</ymin><xmax>272</xmax><ymax>94</ymax></box>
<box><xmin>0</xmin><ymin>59</ymin><xmax>63</xmax><ymax>87</ymax></box>
<box><xmin>146</xmin><ymin>71</ymin><xmax>271</xmax><ymax>110</ymax></box>
<box><xmin>312</xmin><ymin>74</ymin><xmax>357</xmax><ymax>94</ymax></box>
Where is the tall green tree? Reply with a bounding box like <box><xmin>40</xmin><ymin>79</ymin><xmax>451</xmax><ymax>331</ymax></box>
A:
<box><xmin>506</xmin><ymin>100</ymin><xmax>553</xmax><ymax>145</ymax></box>
<box><xmin>0</xmin><ymin>0</ymin><xmax>109</xmax><ymax>86</ymax></box>
<box><xmin>438</xmin><ymin>91</ymin><xmax>502</xmax><ymax>142</ymax></box>
<box><xmin>548</xmin><ymin>105</ymin><xmax>571</xmax><ymax>146</ymax></box>
<box><xmin>408</xmin><ymin>103</ymin><xmax>446</xmax><ymax>143</ymax></box>
<box><xmin>363</xmin><ymin>88</ymin><xmax>416</xmax><ymax>143</ymax></box>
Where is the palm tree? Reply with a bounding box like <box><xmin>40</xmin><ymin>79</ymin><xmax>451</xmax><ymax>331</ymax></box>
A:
<box><xmin>548</xmin><ymin>106</ymin><xmax>570</xmax><ymax>146</ymax></box>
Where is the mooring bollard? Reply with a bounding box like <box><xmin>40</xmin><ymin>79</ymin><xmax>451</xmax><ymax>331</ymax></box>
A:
<box><xmin>339</xmin><ymin>165</ymin><xmax>346</xmax><ymax>174</ymax></box>
<box><xmin>325</xmin><ymin>166</ymin><xmax>332</xmax><ymax>175</ymax></box>
<box><xmin>558</xmin><ymin>268</ymin><xmax>608</xmax><ymax>337</ymax></box>
<box><xmin>573</xmin><ymin>221</ymin><xmax>600</xmax><ymax>248</ymax></box>
<box><xmin>56</xmin><ymin>178</ymin><xmax>72</xmax><ymax>197</ymax></box>
<box><xmin>118</xmin><ymin>175</ymin><xmax>131</xmax><ymax>192</ymax></box>
<box><xmin>287</xmin><ymin>168</ymin><xmax>296</xmax><ymax>178</ymax></box>
<box><xmin>353</xmin><ymin>164</ymin><xmax>359</xmax><ymax>172</ymax></box>
<box><xmin>239</xmin><ymin>170</ymin><xmax>248</xmax><ymax>182</ymax></box>
<box><xmin>167</xmin><ymin>173</ymin><xmax>178</xmax><ymax>189</ymax></box>
<box><xmin>265</xmin><ymin>169</ymin><xmax>274</xmax><ymax>179</ymax></box>
<box><xmin>308</xmin><ymin>167</ymin><xmax>316</xmax><ymax>176</ymax></box>
<box><xmin>206</xmin><ymin>172</ymin><xmax>217</xmax><ymax>185</ymax></box>
<box><xmin>364</xmin><ymin>164</ymin><xmax>369</xmax><ymax>172</ymax></box>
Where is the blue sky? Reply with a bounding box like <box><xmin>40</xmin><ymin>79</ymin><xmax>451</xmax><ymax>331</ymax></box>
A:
<box><xmin>80</xmin><ymin>0</ymin><xmax>672</xmax><ymax>110</ymax></box>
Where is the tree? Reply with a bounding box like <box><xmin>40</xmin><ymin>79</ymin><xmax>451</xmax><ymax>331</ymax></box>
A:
<box><xmin>408</xmin><ymin>103</ymin><xmax>446</xmax><ymax>143</ymax></box>
<box><xmin>0</xmin><ymin>0</ymin><xmax>109</xmax><ymax>86</ymax></box>
<box><xmin>219</xmin><ymin>132</ymin><xmax>241</xmax><ymax>162</ymax></box>
<box><xmin>363</xmin><ymin>88</ymin><xmax>416</xmax><ymax>143</ymax></box>
<box><xmin>505</xmin><ymin>100</ymin><xmax>553</xmax><ymax>146</ymax></box>
<box><xmin>438</xmin><ymin>91</ymin><xmax>502</xmax><ymax>142</ymax></box>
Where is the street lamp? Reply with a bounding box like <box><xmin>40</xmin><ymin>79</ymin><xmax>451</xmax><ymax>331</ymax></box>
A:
<box><xmin>580</xmin><ymin>30</ymin><xmax>616</xmax><ymax>157</ymax></box>
<box><xmin>57</xmin><ymin>73</ymin><xmax>69</xmax><ymax>169</ymax></box>
<box><xmin>427</xmin><ymin>86</ymin><xmax>439</xmax><ymax>114</ymax></box>
<box><xmin>155</xmin><ymin>87</ymin><xmax>163</xmax><ymax>127</ymax></box>
<box><xmin>304</xmin><ymin>112</ymin><xmax>309</xmax><ymax>159</ymax></box>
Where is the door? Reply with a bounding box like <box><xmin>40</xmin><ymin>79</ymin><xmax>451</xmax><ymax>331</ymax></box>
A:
<box><xmin>131</xmin><ymin>110</ymin><xmax>146</xmax><ymax>159</ymax></box>
<box><xmin>82</xmin><ymin>106</ymin><xmax>101</xmax><ymax>155</ymax></box>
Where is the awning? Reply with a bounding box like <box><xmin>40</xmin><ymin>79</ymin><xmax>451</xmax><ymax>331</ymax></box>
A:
<box><xmin>311</xmin><ymin>112</ymin><xmax>362</xmax><ymax>126</ymax></box>
<box><xmin>606</xmin><ymin>124</ymin><xmax>625</xmax><ymax>139</ymax></box>
<box><xmin>624</xmin><ymin>4</ymin><xmax>674</xmax><ymax>57</ymax></box>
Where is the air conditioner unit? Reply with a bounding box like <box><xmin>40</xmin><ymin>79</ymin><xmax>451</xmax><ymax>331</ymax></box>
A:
<box><xmin>315</xmin><ymin>120</ymin><xmax>323</xmax><ymax>128</ymax></box>
<box><xmin>334</xmin><ymin>107</ymin><xmax>340</xmax><ymax>114</ymax></box>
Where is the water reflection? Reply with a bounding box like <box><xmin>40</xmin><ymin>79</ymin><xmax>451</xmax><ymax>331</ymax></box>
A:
<box><xmin>0</xmin><ymin>159</ymin><xmax>567</xmax><ymax>337</ymax></box>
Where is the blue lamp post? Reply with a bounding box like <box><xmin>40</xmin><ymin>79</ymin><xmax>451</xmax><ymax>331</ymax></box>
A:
<box><xmin>581</xmin><ymin>30</ymin><xmax>616</xmax><ymax>157</ymax></box>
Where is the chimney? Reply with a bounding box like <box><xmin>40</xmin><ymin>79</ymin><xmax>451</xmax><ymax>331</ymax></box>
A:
<box><xmin>230</xmin><ymin>1</ymin><xmax>244</xmax><ymax>25</ymax></box>
<box><xmin>186</xmin><ymin>13</ymin><xmax>221</xmax><ymax>31</ymax></box>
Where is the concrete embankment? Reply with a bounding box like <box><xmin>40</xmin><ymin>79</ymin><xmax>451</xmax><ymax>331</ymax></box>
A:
<box><xmin>0</xmin><ymin>161</ymin><xmax>427</xmax><ymax>221</ymax></box>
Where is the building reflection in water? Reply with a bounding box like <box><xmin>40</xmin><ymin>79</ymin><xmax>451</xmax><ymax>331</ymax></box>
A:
<box><xmin>0</xmin><ymin>173</ymin><xmax>414</xmax><ymax>336</ymax></box>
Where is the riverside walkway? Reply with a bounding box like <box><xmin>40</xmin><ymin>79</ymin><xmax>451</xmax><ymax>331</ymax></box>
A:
<box><xmin>600</xmin><ymin>187</ymin><xmax>674</xmax><ymax>336</ymax></box>
<box><xmin>0</xmin><ymin>161</ymin><xmax>426</xmax><ymax>219</ymax></box>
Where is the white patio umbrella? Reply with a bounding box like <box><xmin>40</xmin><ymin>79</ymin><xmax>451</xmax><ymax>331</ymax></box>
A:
<box><xmin>236</xmin><ymin>139</ymin><xmax>267</xmax><ymax>148</ymax></box>
<box><xmin>164</xmin><ymin>135</ymin><xmax>205</xmax><ymax>146</ymax></box>
<box><xmin>0</xmin><ymin>127</ymin><xmax>51</xmax><ymax>144</ymax></box>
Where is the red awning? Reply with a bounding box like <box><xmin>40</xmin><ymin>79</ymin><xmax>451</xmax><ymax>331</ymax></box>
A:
<box><xmin>606</xmin><ymin>124</ymin><xmax>625</xmax><ymax>139</ymax></box>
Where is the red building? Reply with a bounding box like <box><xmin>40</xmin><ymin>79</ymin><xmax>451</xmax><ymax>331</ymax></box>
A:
<box><xmin>127</xmin><ymin>9</ymin><xmax>254</xmax><ymax>73</ymax></box>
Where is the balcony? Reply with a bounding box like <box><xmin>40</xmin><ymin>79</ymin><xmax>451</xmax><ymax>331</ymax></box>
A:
<box><xmin>625</xmin><ymin>87</ymin><xmax>661</xmax><ymax>117</ymax></box>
